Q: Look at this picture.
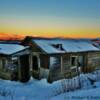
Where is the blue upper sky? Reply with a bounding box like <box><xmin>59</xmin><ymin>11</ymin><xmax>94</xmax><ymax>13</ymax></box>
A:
<box><xmin>0</xmin><ymin>0</ymin><xmax>99</xmax><ymax>18</ymax></box>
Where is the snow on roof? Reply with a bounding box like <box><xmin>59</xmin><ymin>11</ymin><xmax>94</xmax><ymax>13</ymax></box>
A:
<box><xmin>92</xmin><ymin>39</ymin><xmax>100</xmax><ymax>49</ymax></box>
<box><xmin>32</xmin><ymin>39</ymin><xmax>100</xmax><ymax>54</ymax></box>
<box><xmin>0</xmin><ymin>44</ymin><xmax>26</xmax><ymax>55</ymax></box>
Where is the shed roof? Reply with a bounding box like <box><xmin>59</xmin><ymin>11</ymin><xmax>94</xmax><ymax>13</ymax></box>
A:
<box><xmin>32</xmin><ymin>39</ymin><xmax>100</xmax><ymax>54</ymax></box>
<box><xmin>0</xmin><ymin>44</ymin><xmax>27</xmax><ymax>55</ymax></box>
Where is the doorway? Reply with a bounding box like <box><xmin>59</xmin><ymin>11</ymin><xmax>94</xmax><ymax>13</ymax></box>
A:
<box><xmin>32</xmin><ymin>56</ymin><xmax>38</xmax><ymax>70</ymax></box>
<box><xmin>19</xmin><ymin>54</ymin><xmax>30</xmax><ymax>82</ymax></box>
<box><xmin>32</xmin><ymin>56</ymin><xmax>39</xmax><ymax>79</ymax></box>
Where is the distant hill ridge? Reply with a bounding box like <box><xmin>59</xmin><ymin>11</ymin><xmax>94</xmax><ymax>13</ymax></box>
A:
<box><xmin>0</xmin><ymin>35</ymin><xmax>100</xmax><ymax>43</ymax></box>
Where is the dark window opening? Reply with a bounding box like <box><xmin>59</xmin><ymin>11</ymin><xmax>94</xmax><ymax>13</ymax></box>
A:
<box><xmin>32</xmin><ymin>56</ymin><xmax>38</xmax><ymax>70</ymax></box>
<box><xmin>71</xmin><ymin>56</ymin><xmax>77</xmax><ymax>66</ymax></box>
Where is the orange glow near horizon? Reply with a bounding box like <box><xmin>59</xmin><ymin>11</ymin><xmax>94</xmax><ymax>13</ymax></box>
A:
<box><xmin>0</xmin><ymin>30</ymin><xmax>99</xmax><ymax>40</ymax></box>
<box><xmin>0</xmin><ymin>25</ymin><xmax>100</xmax><ymax>39</ymax></box>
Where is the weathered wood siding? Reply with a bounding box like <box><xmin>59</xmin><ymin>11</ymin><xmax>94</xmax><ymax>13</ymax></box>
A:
<box><xmin>62</xmin><ymin>54</ymin><xmax>82</xmax><ymax>78</ymax></box>
<box><xmin>49</xmin><ymin>53</ymin><xmax>85</xmax><ymax>82</ymax></box>
<box><xmin>87</xmin><ymin>52</ymin><xmax>100</xmax><ymax>69</ymax></box>
<box><xmin>62</xmin><ymin>54</ymin><xmax>71</xmax><ymax>72</ymax></box>
<box><xmin>39</xmin><ymin>54</ymin><xmax>50</xmax><ymax>79</ymax></box>
<box><xmin>48</xmin><ymin>55</ymin><xmax>62</xmax><ymax>82</ymax></box>
<box><xmin>0</xmin><ymin>57</ymin><xmax>12</xmax><ymax>80</ymax></box>
<box><xmin>40</xmin><ymin>54</ymin><xmax>50</xmax><ymax>69</ymax></box>
<box><xmin>39</xmin><ymin>67</ymin><xmax>49</xmax><ymax>79</ymax></box>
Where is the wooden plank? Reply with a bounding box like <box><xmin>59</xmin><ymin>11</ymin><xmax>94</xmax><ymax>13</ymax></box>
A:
<box><xmin>61</xmin><ymin>56</ymin><xmax>63</xmax><ymax>74</ymax></box>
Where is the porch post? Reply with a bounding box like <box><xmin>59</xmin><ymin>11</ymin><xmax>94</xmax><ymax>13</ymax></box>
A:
<box><xmin>29</xmin><ymin>54</ymin><xmax>32</xmax><ymax>71</ymax></box>
<box><xmin>37</xmin><ymin>55</ymin><xmax>41</xmax><ymax>79</ymax></box>
<box><xmin>61</xmin><ymin>56</ymin><xmax>63</xmax><ymax>74</ymax></box>
<box><xmin>18</xmin><ymin>56</ymin><xmax>21</xmax><ymax>80</ymax></box>
<box><xmin>37</xmin><ymin>55</ymin><xmax>41</xmax><ymax>68</ymax></box>
<box><xmin>82</xmin><ymin>53</ymin><xmax>88</xmax><ymax>72</ymax></box>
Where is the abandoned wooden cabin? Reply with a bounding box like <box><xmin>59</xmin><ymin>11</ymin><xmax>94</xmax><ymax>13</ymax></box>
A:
<box><xmin>21</xmin><ymin>37</ymin><xmax>100</xmax><ymax>82</ymax></box>
<box><xmin>0</xmin><ymin>37</ymin><xmax>100</xmax><ymax>83</ymax></box>
<box><xmin>0</xmin><ymin>43</ymin><xmax>30</xmax><ymax>82</ymax></box>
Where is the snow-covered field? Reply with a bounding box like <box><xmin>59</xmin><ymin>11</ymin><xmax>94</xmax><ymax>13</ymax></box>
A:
<box><xmin>0</xmin><ymin>71</ymin><xmax>100</xmax><ymax>100</ymax></box>
<box><xmin>52</xmin><ymin>83</ymin><xmax>100</xmax><ymax>100</ymax></box>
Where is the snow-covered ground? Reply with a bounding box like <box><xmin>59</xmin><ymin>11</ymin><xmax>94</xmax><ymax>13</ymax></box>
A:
<box><xmin>0</xmin><ymin>71</ymin><xmax>100</xmax><ymax>100</ymax></box>
<box><xmin>52</xmin><ymin>83</ymin><xmax>100</xmax><ymax>100</ymax></box>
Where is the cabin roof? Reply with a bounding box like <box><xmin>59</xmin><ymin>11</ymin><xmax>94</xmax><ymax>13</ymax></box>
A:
<box><xmin>92</xmin><ymin>39</ymin><xmax>100</xmax><ymax>49</ymax></box>
<box><xmin>32</xmin><ymin>38</ymin><xmax>100</xmax><ymax>54</ymax></box>
<box><xmin>0</xmin><ymin>44</ymin><xmax>27</xmax><ymax>55</ymax></box>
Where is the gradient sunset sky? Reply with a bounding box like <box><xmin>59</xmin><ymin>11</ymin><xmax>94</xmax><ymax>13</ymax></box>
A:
<box><xmin>0</xmin><ymin>0</ymin><xmax>100</xmax><ymax>39</ymax></box>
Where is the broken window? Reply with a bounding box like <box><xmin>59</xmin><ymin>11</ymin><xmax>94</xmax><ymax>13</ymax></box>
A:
<box><xmin>0</xmin><ymin>58</ymin><xmax>10</xmax><ymax>71</ymax></box>
<box><xmin>50</xmin><ymin>56</ymin><xmax>60</xmax><ymax>69</ymax></box>
<box><xmin>6</xmin><ymin>57</ymin><xmax>18</xmax><ymax>71</ymax></box>
<box><xmin>71</xmin><ymin>56</ymin><xmax>77</xmax><ymax>66</ymax></box>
